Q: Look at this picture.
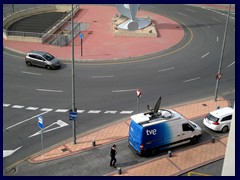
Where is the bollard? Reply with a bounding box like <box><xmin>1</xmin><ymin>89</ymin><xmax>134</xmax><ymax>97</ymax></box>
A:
<box><xmin>168</xmin><ymin>150</ymin><xmax>172</xmax><ymax>158</ymax></box>
<box><xmin>212</xmin><ymin>137</ymin><xmax>215</xmax><ymax>143</ymax></box>
<box><xmin>118</xmin><ymin>167</ymin><xmax>122</xmax><ymax>175</ymax></box>
<box><xmin>92</xmin><ymin>140</ymin><xmax>96</xmax><ymax>147</ymax></box>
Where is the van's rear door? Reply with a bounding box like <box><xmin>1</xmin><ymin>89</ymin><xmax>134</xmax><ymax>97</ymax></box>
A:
<box><xmin>129</xmin><ymin>120</ymin><xmax>143</xmax><ymax>153</ymax></box>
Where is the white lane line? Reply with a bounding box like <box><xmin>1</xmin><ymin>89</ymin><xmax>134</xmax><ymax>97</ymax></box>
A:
<box><xmin>21</xmin><ymin>71</ymin><xmax>42</xmax><ymax>76</ymax></box>
<box><xmin>104</xmin><ymin>111</ymin><xmax>117</xmax><ymax>114</ymax></box>
<box><xmin>3</xmin><ymin>146</ymin><xmax>22</xmax><ymax>158</ymax></box>
<box><xmin>183</xmin><ymin>77</ymin><xmax>200</xmax><ymax>83</ymax></box>
<box><xmin>92</xmin><ymin>75</ymin><xmax>114</xmax><ymax>78</ymax></box>
<box><xmin>36</xmin><ymin>89</ymin><xmax>63</xmax><ymax>93</ymax></box>
<box><xmin>26</xmin><ymin>107</ymin><xmax>38</xmax><ymax>110</ymax></box>
<box><xmin>158</xmin><ymin>67</ymin><xmax>175</xmax><ymax>72</ymax></box>
<box><xmin>55</xmin><ymin>109</ymin><xmax>68</xmax><ymax>113</ymax></box>
<box><xmin>227</xmin><ymin>61</ymin><xmax>235</xmax><ymax>68</ymax></box>
<box><xmin>212</xmin><ymin>17</ymin><xmax>221</xmax><ymax>22</ymax></box>
<box><xmin>112</xmin><ymin>89</ymin><xmax>137</xmax><ymax>93</ymax></box>
<box><xmin>120</xmin><ymin>111</ymin><xmax>133</xmax><ymax>114</ymax></box>
<box><xmin>88</xmin><ymin>110</ymin><xmax>101</xmax><ymax>114</ymax></box>
<box><xmin>217</xmin><ymin>36</ymin><xmax>219</xmax><ymax>42</ymax></box>
<box><xmin>40</xmin><ymin>108</ymin><xmax>53</xmax><ymax>111</ymax></box>
<box><xmin>12</xmin><ymin>105</ymin><xmax>24</xmax><ymax>109</ymax></box>
<box><xmin>201</xmin><ymin>52</ymin><xmax>210</xmax><ymax>58</ymax></box>
<box><xmin>3</xmin><ymin>104</ymin><xmax>11</xmax><ymax>107</ymax></box>
<box><xmin>5</xmin><ymin>111</ymin><xmax>50</xmax><ymax>130</ymax></box>
<box><xmin>77</xmin><ymin>110</ymin><xmax>85</xmax><ymax>113</ymax></box>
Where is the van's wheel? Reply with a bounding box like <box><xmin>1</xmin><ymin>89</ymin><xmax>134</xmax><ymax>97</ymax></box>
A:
<box><xmin>46</xmin><ymin>65</ymin><xmax>51</xmax><ymax>70</ymax></box>
<box><xmin>190</xmin><ymin>136</ymin><xmax>198</xmax><ymax>145</ymax></box>
<box><xmin>151</xmin><ymin>149</ymin><xmax>158</xmax><ymax>155</ymax></box>
<box><xmin>221</xmin><ymin>126</ymin><xmax>228</xmax><ymax>133</ymax></box>
<box><xmin>26</xmin><ymin>61</ymin><xmax>32</xmax><ymax>66</ymax></box>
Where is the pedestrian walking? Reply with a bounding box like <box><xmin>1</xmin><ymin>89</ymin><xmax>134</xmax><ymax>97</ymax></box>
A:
<box><xmin>110</xmin><ymin>144</ymin><xmax>117</xmax><ymax>168</ymax></box>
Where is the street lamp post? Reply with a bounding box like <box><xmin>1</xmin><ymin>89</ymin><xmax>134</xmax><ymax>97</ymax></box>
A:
<box><xmin>214</xmin><ymin>4</ymin><xmax>231</xmax><ymax>101</ymax></box>
<box><xmin>71</xmin><ymin>4</ymin><xmax>76</xmax><ymax>144</ymax></box>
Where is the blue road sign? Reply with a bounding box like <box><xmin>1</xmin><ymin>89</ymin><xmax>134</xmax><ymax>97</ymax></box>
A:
<box><xmin>79</xmin><ymin>33</ymin><xmax>84</xmax><ymax>39</ymax></box>
<box><xmin>38</xmin><ymin>116</ymin><xmax>44</xmax><ymax>129</ymax></box>
<box><xmin>69</xmin><ymin>111</ymin><xmax>78</xmax><ymax>121</ymax></box>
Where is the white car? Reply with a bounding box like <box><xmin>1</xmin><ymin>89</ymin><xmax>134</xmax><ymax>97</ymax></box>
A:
<box><xmin>203</xmin><ymin>107</ymin><xmax>233</xmax><ymax>133</ymax></box>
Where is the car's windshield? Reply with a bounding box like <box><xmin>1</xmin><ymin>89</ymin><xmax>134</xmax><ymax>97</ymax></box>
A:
<box><xmin>43</xmin><ymin>53</ymin><xmax>54</xmax><ymax>61</ymax></box>
<box><xmin>206</xmin><ymin>113</ymin><xmax>219</xmax><ymax>122</ymax></box>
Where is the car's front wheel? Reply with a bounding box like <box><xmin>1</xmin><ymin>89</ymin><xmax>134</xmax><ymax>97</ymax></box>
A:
<box><xmin>26</xmin><ymin>61</ymin><xmax>32</xmax><ymax>66</ymax></box>
<box><xmin>46</xmin><ymin>65</ymin><xmax>51</xmax><ymax>70</ymax></box>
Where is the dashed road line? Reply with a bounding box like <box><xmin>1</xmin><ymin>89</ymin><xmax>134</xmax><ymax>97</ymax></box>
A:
<box><xmin>21</xmin><ymin>71</ymin><xmax>42</xmax><ymax>76</ymax></box>
<box><xmin>183</xmin><ymin>77</ymin><xmax>200</xmax><ymax>83</ymax></box>
<box><xmin>92</xmin><ymin>75</ymin><xmax>114</xmax><ymax>78</ymax></box>
<box><xmin>77</xmin><ymin>110</ymin><xmax>85</xmax><ymax>113</ymax></box>
<box><xmin>212</xmin><ymin>17</ymin><xmax>221</xmax><ymax>22</ymax></box>
<box><xmin>120</xmin><ymin>111</ymin><xmax>133</xmax><ymax>114</ymax></box>
<box><xmin>40</xmin><ymin>108</ymin><xmax>53</xmax><ymax>112</ymax></box>
<box><xmin>104</xmin><ymin>111</ymin><xmax>117</xmax><ymax>114</ymax></box>
<box><xmin>158</xmin><ymin>67</ymin><xmax>175</xmax><ymax>72</ymax></box>
<box><xmin>227</xmin><ymin>61</ymin><xmax>235</xmax><ymax>68</ymax></box>
<box><xmin>201</xmin><ymin>52</ymin><xmax>210</xmax><ymax>58</ymax></box>
<box><xmin>3</xmin><ymin>104</ymin><xmax>10</xmax><ymax>107</ymax></box>
<box><xmin>112</xmin><ymin>89</ymin><xmax>137</xmax><ymax>93</ymax></box>
<box><xmin>36</xmin><ymin>89</ymin><xmax>63</xmax><ymax>93</ymax></box>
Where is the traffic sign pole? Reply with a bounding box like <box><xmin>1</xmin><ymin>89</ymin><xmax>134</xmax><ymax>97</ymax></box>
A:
<box><xmin>81</xmin><ymin>38</ymin><xmax>83</xmax><ymax>56</ymax></box>
<box><xmin>41</xmin><ymin>129</ymin><xmax>44</xmax><ymax>157</ymax></box>
<box><xmin>38</xmin><ymin>116</ymin><xmax>44</xmax><ymax>156</ymax></box>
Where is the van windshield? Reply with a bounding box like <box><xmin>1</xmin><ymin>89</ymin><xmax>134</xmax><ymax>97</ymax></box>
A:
<box><xmin>207</xmin><ymin>114</ymin><xmax>219</xmax><ymax>122</ymax></box>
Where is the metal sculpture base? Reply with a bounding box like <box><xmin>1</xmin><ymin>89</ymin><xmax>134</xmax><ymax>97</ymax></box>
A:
<box><xmin>112</xmin><ymin>16</ymin><xmax>157</xmax><ymax>38</ymax></box>
<box><xmin>117</xmin><ymin>17</ymin><xmax>152</xmax><ymax>31</ymax></box>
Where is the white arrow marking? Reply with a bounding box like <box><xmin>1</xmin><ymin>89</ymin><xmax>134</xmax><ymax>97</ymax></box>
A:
<box><xmin>3</xmin><ymin>146</ymin><xmax>22</xmax><ymax>158</ymax></box>
<box><xmin>28</xmin><ymin>120</ymin><xmax>68</xmax><ymax>138</ymax></box>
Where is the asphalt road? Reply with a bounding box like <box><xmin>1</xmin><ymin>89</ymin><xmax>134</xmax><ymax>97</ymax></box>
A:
<box><xmin>3</xmin><ymin>4</ymin><xmax>235</xmax><ymax>173</ymax></box>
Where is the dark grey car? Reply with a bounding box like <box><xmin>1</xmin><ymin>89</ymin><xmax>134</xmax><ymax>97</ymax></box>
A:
<box><xmin>25</xmin><ymin>50</ymin><xmax>61</xmax><ymax>70</ymax></box>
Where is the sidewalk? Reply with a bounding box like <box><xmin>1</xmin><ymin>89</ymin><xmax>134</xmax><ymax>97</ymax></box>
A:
<box><xmin>29</xmin><ymin>97</ymin><xmax>230</xmax><ymax>176</ymax></box>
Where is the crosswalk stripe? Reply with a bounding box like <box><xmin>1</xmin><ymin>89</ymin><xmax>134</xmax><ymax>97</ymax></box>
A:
<box><xmin>77</xmin><ymin>110</ymin><xmax>85</xmax><ymax>113</ymax></box>
<box><xmin>3</xmin><ymin>104</ymin><xmax>11</xmax><ymax>107</ymax></box>
<box><xmin>120</xmin><ymin>111</ymin><xmax>133</xmax><ymax>114</ymax></box>
<box><xmin>55</xmin><ymin>109</ymin><xmax>68</xmax><ymax>112</ymax></box>
<box><xmin>40</xmin><ymin>108</ymin><xmax>53</xmax><ymax>112</ymax></box>
<box><xmin>12</xmin><ymin>105</ymin><xmax>24</xmax><ymax>109</ymax></box>
<box><xmin>26</xmin><ymin>107</ymin><xmax>38</xmax><ymax>110</ymax></box>
<box><xmin>88</xmin><ymin>110</ymin><xmax>101</xmax><ymax>114</ymax></box>
<box><xmin>104</xmin><ymin>111</ymin><xmax>117</xmax><ymax>114</ymax></box>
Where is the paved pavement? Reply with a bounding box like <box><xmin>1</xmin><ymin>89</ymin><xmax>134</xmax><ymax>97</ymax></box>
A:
<box><xmin>27</xmin><ymin>97</ymin><xmax>230</xmax><ymax>176</ymax></box>
<box><xmin>3</xmin><ymin>4</ymin><xmax>234</xmax><ymax>176</ymax></box>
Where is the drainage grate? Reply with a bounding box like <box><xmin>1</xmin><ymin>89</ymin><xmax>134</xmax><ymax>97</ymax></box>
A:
<box><xmin>61</xmin><ymin>148</ymin><xmax>68</xmax><ymax>152</ymax></box>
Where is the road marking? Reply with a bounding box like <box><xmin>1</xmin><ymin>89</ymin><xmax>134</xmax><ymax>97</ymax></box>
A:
<box><xmin>5</xmin><ymin>111</ymin><xmax>50</xmax><ymax>130</ymax></box>
<box><xmin>55</xmin><ymin>109</ymin><xmax>68</xmax><ymax>112</ymax></box>
<box><xmin>158</xmin><ymin>67</ymin><xmax>175</xmax><ymax>72</ymax></box>
<box><xmin>120</xmin><ymin>111</ymin><xmax>133</xmax><ymax>114</ymax></box>
<box><xmin>36</xmin><ymin>89</ymin><xmax>63</xmax><ymax>93</ymax></box>
<box><xmin>28</xmin><ymin>120</ymin><xmax>68</xmax><ymax>138</ymax></box>
<box><xmin>227</xmin><ymin>61</ymin><xmax>235</xmax><ymax>68</ymax></box>
<box><xmin>3</xmin><ymin>146</ymin><xmax>22</xmax><ymax>158</ymax></box>
<box><xmin>92</xmin><ymin>75</ymin><xmax>114</xmax><ymax>78</ymax></box>
<box><xmin>77</xmin><ymin>110</ymin><xmax>85</xmax><ymax>113</ymax></box>
<box><xmin>104</xmin><ymin>111</ymin><xmax>117</xmax><ymax>114</ymax></box>
<box><xmin>112</xmin><ymin>89</ymin><xmax>137</xmax><ymax>93</ymax></box>
<box><xmin>21</xmin><ymin>71</ymin><xmax>42</xmax><ymax>76</ymax></box>
<box><xmin>203</xmin><ymin>23</ymin><xmax>210</xmax><ymax>28</ymax></box>
<box><xmin>88</xmin><ymin>110</ymin><xmax>101</xmax><ymax>113</ymax></box>
<box><xmin>3</xmin><ymin>103</ymin><xmax>11</xmax><ymax>107</ymax></box>
<box><xmin>26</xmin><ymin>107</ymin><xmax>38</xmax><ymax>110</ymax></box>
<box><xmin>201</xmin><ymin>52</ymin><xmax>210</xmax><ymax>58</ymax></box>
<box><xmin>183</xmin><ymin>77</ymin><xmax>200</xmax><ymax>83</ymax></box>
<box><xmin>212</xmin><ymin>17</ymin><xmax>221</xmax><ymax>22</ymax></box>
<box><xmin>40</xmin><ymin>108</ymin><xmax>53</xmax><ymax>111</ymax></box>
<box><xmin>12</xmin><ymin>105</ymin><xmax>24</xmax><ymax>109</ymax></box>
<box><xmin>217</xmin><ymin>36</ymin><xmax>219</xmax><ymax>42</ymax></box>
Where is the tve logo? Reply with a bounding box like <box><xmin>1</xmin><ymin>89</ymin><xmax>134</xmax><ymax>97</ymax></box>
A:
<box><xmin>146</xmin><ymin>129</ymin><xmax>157</xmax><ymax>135</ymax></box>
